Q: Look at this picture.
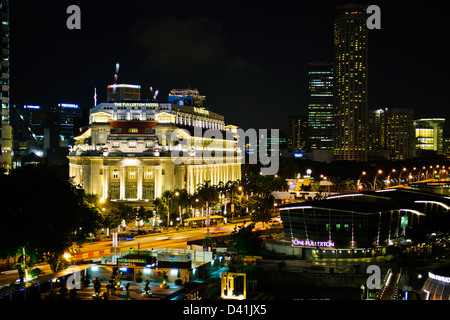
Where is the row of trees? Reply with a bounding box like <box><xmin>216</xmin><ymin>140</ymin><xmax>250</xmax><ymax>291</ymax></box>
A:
<box><xmin>0</xmin><ymin>166</ymin><xmax>100</xmax><ymax>283</ymax></box>
<box><xmin>0</xmin><ymin>165</ymin><xmax>152</xmax><ymax>283</ymax></box>
<box><xmin>0</xmin><ymin>163</ymin><xmax>284</xmax><ymax>283</ymax></box>
<box><xmin>152</xmin><ymin>170</ymin><xmax>283</xmax><ymax>227</ymax></box>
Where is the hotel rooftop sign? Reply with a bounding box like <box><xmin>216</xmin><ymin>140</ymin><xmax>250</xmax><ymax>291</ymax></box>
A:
<box><xmin>113</xmin><ymin>102</ymin><xmax>159</xmax><ymax>108</ymax></box>
<box><xmin>292</xmin><ymin>238</ymin><xmax>335</xmax><ymax>248</ymax></box>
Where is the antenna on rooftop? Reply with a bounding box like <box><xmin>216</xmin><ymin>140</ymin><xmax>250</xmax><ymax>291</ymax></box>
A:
<box><xmin>113</xmin><ymin>62</ymin><xmax>120</xmax><ymax>93</ymax></box>
<box><xmin>94</xmin><ymin>87</ymin><xmax>97</xmax><ymax>106</ymax></box>
<box><xmin>150</xmin><ymin>86</ymin><xmax>159</xmax><ymax>101</ymax></box>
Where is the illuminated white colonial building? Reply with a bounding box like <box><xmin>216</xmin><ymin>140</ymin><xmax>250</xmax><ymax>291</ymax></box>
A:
<box><xmin>68</xmin><ymin>86</ymin><xmax>242</xmax><ymax>203</ymax></box>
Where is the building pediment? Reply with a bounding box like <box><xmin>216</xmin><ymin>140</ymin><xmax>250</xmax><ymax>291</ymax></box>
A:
<box><xmin>155</xmin><ymin>112</ymin><xmax>176</xmax><ymax>124</ymax></box>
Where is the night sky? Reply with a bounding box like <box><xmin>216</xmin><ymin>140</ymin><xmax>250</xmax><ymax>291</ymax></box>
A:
<box><xmin>9</xmin><ymin>0</ymin><xmax>450</xmax><ymax>132</ymax></box>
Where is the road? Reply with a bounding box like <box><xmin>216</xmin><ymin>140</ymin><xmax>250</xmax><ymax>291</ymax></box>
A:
<box><xmin>77</xmin><ymin>221</ymin><xmax>269</xmax><ymax>257</ymax></box>
<box><xmin>0</xmin><ymin>221</ymin><xmax>271</xmax><ymax>289</ymax></box>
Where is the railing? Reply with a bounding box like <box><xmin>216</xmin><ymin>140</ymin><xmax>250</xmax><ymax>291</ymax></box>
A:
<box><xmin>378</xmin><ymin>268</ymin><xmax>401</xmax><ymax>300</ymax></box>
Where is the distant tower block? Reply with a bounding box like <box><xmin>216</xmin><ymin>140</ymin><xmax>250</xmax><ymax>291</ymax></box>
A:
<box><xmin>107</xmin><ymin>84</ymin><xmax>141</xmax><ymax>101</ymax></box>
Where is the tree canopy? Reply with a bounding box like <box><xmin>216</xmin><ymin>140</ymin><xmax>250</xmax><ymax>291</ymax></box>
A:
<box><xmin>229</xmin><ymin>223</ymin><xmax>263</xmax><ymax>256</ymax></box>
<box><xmin>0</xmin><ymin>165</ymin><xmax>101</xmax><ymax>277</ymax></box>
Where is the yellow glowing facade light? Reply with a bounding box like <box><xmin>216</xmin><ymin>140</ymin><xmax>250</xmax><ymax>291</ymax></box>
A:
<box><xmin>221</xmin><ymin>272</ymin><xmax>246</xmax><ymax>300</ymax></box>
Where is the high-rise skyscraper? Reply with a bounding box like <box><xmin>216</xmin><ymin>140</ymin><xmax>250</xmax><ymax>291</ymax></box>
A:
<box><xmin>369</xmin><ymin>108</ymin><xmax>415</xmax><ymax>161</ymax></box>
<box><xmin>287</xmin><ymin>115</ymin><xmax>307</xmax><ymax>152</ymax></box>
<box><xmin>1</xmin><ymin>0</ymin><xmax>12</xmax><ymax>170</ymax></box>
<box><xmin>307</xmin><ymin>61</ymin><xmax>334</xmax><ymax>150</ymax></box>
<box><xmin>333</xmin><ymin>4</ymin><xmax>369</xmax><ymax>162</ymax></box>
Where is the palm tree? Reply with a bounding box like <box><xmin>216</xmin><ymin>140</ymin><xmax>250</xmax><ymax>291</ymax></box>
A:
<box><xmin>154</xmin><ymin>190</ymin><xmax>173</xmax><ymax>227</ymax></box>
<box><xmin>196</xmin><ymin>181</ymin><xmax>219</xmax><ymax>228</ymax></box>
<box><xmin>173</xmin><ymin>188</ymin><xmax>191</xmax><ymax>226</ymax></box>
<box><xmin>217</xmin><ymin>180</ymin><xmax>240</xmax><ymax>214</ymax></box>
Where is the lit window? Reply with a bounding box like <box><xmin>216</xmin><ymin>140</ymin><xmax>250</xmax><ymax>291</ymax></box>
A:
<box><xmin>144</xmin><ymin>171</ymin><xmax>152</xmax><ymax>179</ymax></box>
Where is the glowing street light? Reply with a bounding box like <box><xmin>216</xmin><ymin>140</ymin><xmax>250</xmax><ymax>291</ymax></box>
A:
<box><xmin>373</xmin><ymin>170</ymin><xmax>383</xmax><ymax>191</ymax></box>
<box><xmin>387</xmin><ymin>169</ymin><xmax>396</xmax><ymax>186</ymax></box>
<box><xmin>357</xmin><ymin>171</ymin><xmax>366</xmax><ymax>190</ymax></box>
<box><xmin>409</xmin><ymin>167</ymin><xmax>417</xmax><ymax>182</ymax></box>
<box><xmin>418</xmin><ymin>166</ymin><xmax>426</xmax><ymax>181</ymax></box>
<box><xmin>174</xmin><ymin>191</ymin><xmax>181</xmax><ymax>226</ymax></box>
<box><xmin>399</xmin><ymin>167</ymin><xmax>407</xmax><ymax>185</ymax></box>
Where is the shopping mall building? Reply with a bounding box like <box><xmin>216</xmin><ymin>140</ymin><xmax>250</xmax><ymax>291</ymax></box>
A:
<box><xmin>278</xmin><ymin>188</ymin><xmax>450</xmax><ymax>259</ymax></box>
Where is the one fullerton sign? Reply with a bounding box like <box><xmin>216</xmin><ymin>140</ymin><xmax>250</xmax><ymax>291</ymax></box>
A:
<box><xmin>292</xmin><ymin>238</ymin><xmax>335</xmax><ymax>248</ymax></box>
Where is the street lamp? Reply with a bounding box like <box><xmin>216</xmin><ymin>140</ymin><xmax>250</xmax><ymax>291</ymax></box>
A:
<box><xmin>409</xmin><ymin>167</ymin><xmax>417</xmax><ymax>183</ymax></box>
<box><xmin>418</xmin><ymin>166</ymin><xmax>426</xmax><ymax>181</ymax></box>
<box><xmin>357</xmin><ymin>171</ymin><xmax>366</xmax><ymax>190</ymax></box>
<box><xmin>387</xmin><ymin>169</ymin><xmax>396</xmax><ymax>186</ymax></box>
<box><xmin>373</xmin><ymin>169</ymin><xmax>383</xmax><ymax>191</ymax></box>
<box><xmin>398</xmin><ymin>168</ymin><xmax>407</xmax><ymax>185</ymax></box>
<box><xmin>231</xmin><ymin>185</ymin><xmax>243</xmax><ymax>222</ymax></box>
<box><xmin>426</xmin><ymin>165</ymin><xmax>433</xmax><ymax>180</ymax></box>
<box><xmin>174</xmin><ymin>191</ymin><xmax>181</xmax><ymax>227</ymax></box>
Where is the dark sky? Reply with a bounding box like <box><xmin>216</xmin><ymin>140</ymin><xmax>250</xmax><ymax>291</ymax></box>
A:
<box><xmin>9</xmin><ymin>0</ymin><xmax>450</xmax><ymax>132</ymax></box>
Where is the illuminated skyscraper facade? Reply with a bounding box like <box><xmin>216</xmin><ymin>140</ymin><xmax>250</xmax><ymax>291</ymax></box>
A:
<box><xmin>307</xmin><ymin>61</ymin><xmax>333</xmax><ymax>150</ymax></box>
<box><xmin>369</xmin><ymin>108</ymin><xmax>415</xmax><ymax>161</ymax></box>
<box><xmin>414</xmin><ymin>118</ymin><xmax>445</xmax><ymax>156</ymax></box>
<box><xmin>1</xmin><ymin>0</ymin><xmax>12</xmax><ymax>169</ymax></box>
<box><xmin>287</xmin><ymin>115</ymin><xmax>307</xmax><ymax>152</ymax></box>
<box><xmin>333</xmin><ymin>4</ymin><xmax>369</xmax><ymax>162</ymax></box>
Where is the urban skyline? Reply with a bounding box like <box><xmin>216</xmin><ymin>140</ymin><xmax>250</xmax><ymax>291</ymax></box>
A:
<box><xmin>4</xmin><ymin>0</ymin><xmax>450</xmax><ymax>306</ymax></box>
<box><xmin>8</xmin><ymin>0</ymin><xmax>450</xmax><ymax>133</ymax></box>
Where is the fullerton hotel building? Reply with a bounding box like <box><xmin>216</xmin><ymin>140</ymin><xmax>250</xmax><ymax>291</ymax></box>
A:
<box><xmin>68</xmin><ymin>85</ymin><xmax>242</xmax><ymax>203</ymax></box>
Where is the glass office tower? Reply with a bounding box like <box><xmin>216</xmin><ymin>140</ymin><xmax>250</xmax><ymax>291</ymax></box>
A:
<box><xmin>307</xmin><ymin>61</ymin><xmax>334</xmax><ymax>150</ymax></box>
<box><xmin>1</xmin><ymin>0</ymin><xmax>12</xmax><ymax>170</ymax></box>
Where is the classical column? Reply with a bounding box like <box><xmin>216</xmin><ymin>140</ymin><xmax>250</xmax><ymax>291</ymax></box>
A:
<box><xmin>154</xmin><ymin>165</ymin><xmax>161</xmax><ymax>199</ymax></box>
<box><xmin>195</xmin><ymin>168</ymin><xmax>199</xmax><ymax>190</ymax></box>
<box><xmin>103</xmin><ymin>165</ymin><xmax>109</xmax><ymax>200</ymax></box>
<box><xmin>192</xmin><ymin>168</ymin><xmax>196</xmax><ymax>192</ymax></box>
<box><xmin>200</xmin><ymin>166</ymin><xmax>204</xmax><ymax>185</ymax></box>
<box><xmin>120</xmin><ymin>165</ymin><xmax>125</xmax><ymax>200</ymax></box>
<box><xmin>137</xmin><ymin>165</ymin><xmax>143</xmax><ymax>200</ymax></box>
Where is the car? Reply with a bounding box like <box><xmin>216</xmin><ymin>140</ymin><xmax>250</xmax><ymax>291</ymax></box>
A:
<box><xmin>119</xmin><ymin>232</ymin><xmax>135</xmax><ymax>241</ymax></box>
<box><xmin>268</xmin><ymin>219</ymin><xmax>282</xmax><ymax>226</ymax></box>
